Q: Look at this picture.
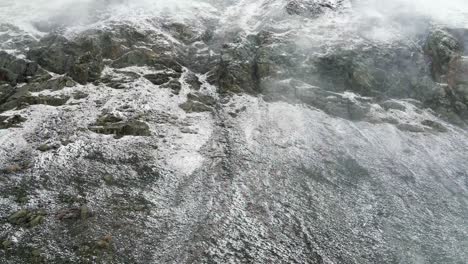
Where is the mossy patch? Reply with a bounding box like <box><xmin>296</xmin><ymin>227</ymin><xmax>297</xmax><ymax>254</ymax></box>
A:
<box><xmin>7</xmin><ymin>209</ymin><xmax>46</xmax><ymax>227</ymax></box>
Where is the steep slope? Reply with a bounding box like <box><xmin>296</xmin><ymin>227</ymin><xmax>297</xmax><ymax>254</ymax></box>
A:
<box><xmin>1</xmin><ymin>0</ymin><xmax>468</xmax><ymax>263</ymax></box>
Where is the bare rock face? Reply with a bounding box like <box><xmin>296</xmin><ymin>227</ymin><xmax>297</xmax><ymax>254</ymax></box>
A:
<box><xmin>0</xmin><ymin>1</ymin><xmax>468</xmax><ymax>264</ymax></box>
<box><xmin>425</xmin><ymin>28</ymin><xmax>463</xmax><ymax>83</ymax></box>
<box><xmin>285</xmin><ymin>0</ymin><xmax>346</xmax><ymax>16</ymax></box>
<box><xmin>0</xmin><ymin>51</ymin><xmax>41</xmax><ymax>85</ymax></box>
<box><xmin>424</xmin><ymin>28</ymin><xmax>468</xmax><ymax>122</ymax></box>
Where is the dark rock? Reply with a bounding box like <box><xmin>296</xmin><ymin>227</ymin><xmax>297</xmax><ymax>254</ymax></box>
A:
<box><xmin>27</xmin><ymin>35</ymin><xmax>76</xmax><ymax>75</ymax></box>
<box><xmin>144</xmin><ymin>73</ymin><xmax>170</xmax><ymax>85</ymax></box>
<box><xmin>98</xmin><ymin>32</ymin><xmax>130</xmax><ymax>60</ymax></box>
<box><xmin>20</xmin><ymin>94</ymin><xmax>70</xmax><ymax>107</ymax></box>
<box><xmin>162</xmin><ymin>80</ymin><xmax>182</xmax><ymax>94</ymax></box>
<box><xmin>216</xmin><ymin>38</ymin><xmax>261</xmax><ymax>94</ymax></box>
<box><xmin>180</xmin><ymin>101</ymin><xmax>212</xmax><ymax>113</ymax></box>
<box><xmin>112</xmin><ymin>49</ymin><xmax>158</xmax><ymax>68</ymax></box>
<box><xmin>37</xmin><ymin>143</ymin><xmax>60</xmax><ymax>152</ymax></box>
<box><xmin>179</xmin><ymin>93</ymin><xmax>216</xmax><ymax>113</ymax></box>
<box><xmin>425</xmin><ymin>28</ymin><xmax>463</xmax><ymax>83</ymax></box>
<box><xmin>0</xmin><ymin>51</ymin><xmax>40</xmax><ymax>85</ymax></box>
<box><xmin>73</xmin><ymin>91</ymin><xmax>89</xmax><ymax>100</ymax></box>
<box><xmin>27</xmin><ymin>35</ymin><xmax>104</xmax><ymax>84</ymax></box>
<box><xmin>0</xmin><ymin>67</ymin><xmax>17</xmax><ymax>84</ymax></box>
<box><xmin>397</xmin><ymin>123</ymin><xmax>426</xmax><ymax>133</ymax></box>
<box><xmin>0</xmin><ymin>77</ymin><xmax>71</xmax><ymax>113</ymax></box>
<box><xmin>1</xmin><ymin>164</ymin><xmax>23</xmax><ymax>174</ymax></box>
<box><xmin>381</xmin><ymin>100</ymin><xmax>407</xmax><ymax>111</ymax></box>
<box><xmin>24</xmin><ymin>76</ymin><xmax>75</xmax><ymax>92</ymax></box>
<box><xmin>163</xmin><ymin>22</ymin><xmax>200</xmax><ymax>44</ymax></box>
<box><xmin>0</xmin><ymin>114</ymin><xmax>26</xmax><ymax>129</ymax></box>
<box><xmin>101</xmin><ymin>70</ymin><xmax>140</xmax><ymax>89</ymax></box>
<box><xmin>143</xmin><ymin>71</ymin><xmax>181</xmax><ymax>86</ymax></box>
<box><xmin>89</xmin><ymin>114</ymin><xmax>151</xmax><ymax>138</ymax></box>
<box><xmin>185</xmin><ymin>72</ymin><xmax>202</xmax><ymax>90</ymax></box>
<box><xmin>0</xmin><ymin>24</ymin><xmax>37</xmax><ymax>53</ymax></box>
<box><xmin>421</xmin><ymin>119</ymin><xmax>448</xmax><ymax>132</ymax></box>
<box><xmin>285</xmin><ymin>0</ymin><xmax>342</xmax><ymax>17</ymax></box>
<box><xmin>187</xmin><ymin>92</ymin><xmax>216</xmax><ymax>106</ymax></box>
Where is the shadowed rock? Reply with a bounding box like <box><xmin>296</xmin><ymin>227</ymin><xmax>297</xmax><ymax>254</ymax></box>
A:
<box><xmin>89</xmin><ymin>114</ymin><xmax>151</xmax><ymax>138</ymax></box>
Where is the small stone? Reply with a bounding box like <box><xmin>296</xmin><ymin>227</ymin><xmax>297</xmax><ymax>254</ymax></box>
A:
<box><xmin>37</xmin><ymin>144</ymin><xmax>51</xmax><ymax>152</ymax></box>
<box><xmin>102</xmin><ymin>235</ymin><xmax>112</xmax><ymax>242</ymax></box>
<box><xmin>80</xmin><ymin>205</ymin><xmax>89</xmax><ymax>220</ymax></box>
<box><xmin>73</xmin><ymin>91</ymin><xmax>89</xmax><ymax>100</ymax></box>
<box><xmin>31</xmin><ymin>249</ymin><xmax>41</xmax><ymax>257</ymax></box>
<box><xmin>96</xmin><ymin>235</ymin><xmax>112</xmax><ymax>249</ymax></box>
<box><xmin>3</xmin><ymin>164</ymin><xmax>22</xmax><ymax>174</ymax></box>
<box><xmin>103</xmin><ymin>175</ymin><xmax>114</xmax><ymax>184</ymax></box>
<box><xmin>0</xmin><ymin>115</ymin><xmax>27</xmax><ymax>129</ymax></box>
<box><xmin>397</xmin><ymin>123</ymin><xmax>426</xmax><ymax>133</ymax></box>
<box><xmin>18</xmin><ymin>196</ymin><xmax>29</xmax><ymax>204</ymax></box>
<box><xmin>2</xmin><ymin>240</ymin><xmax>13</xmax><ymax>249</ymax></box>
<box><xmin>29</xmin><ymin>215</ymin><xmax>44</xmax><ymax>227</ymax></box>
<box><xmin>421</xmin><ymin>120</ymin><xmax>448</xmax><ymax>132</ymax></box>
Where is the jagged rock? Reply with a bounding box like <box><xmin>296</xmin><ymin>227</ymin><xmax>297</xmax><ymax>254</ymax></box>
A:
<box><xmin>0</xmin><ymin>67</ymin><xmax>17</xmax><ymax>84</ymax></box>
<box><xmin>0</xmin><ymin>51</ymin><xmax>40</xmax><ymax>85</ymax></box>
<box><xmin>0</xmin><ymin>76</ymin><xmax>72</xmax><ymax>113</ymax></box>
<box><xmin>188</xmin><ymin>93</ymin><xmax>216</xmax><ymax>106</ymax></box>
<box><xmin>397</xmin><ymin>123</ymin><xmax>426</xmax><ymax>133</ymax></box>
<box><xmin>24</xmin><ymin>76</ymin><xmax>75</xmax><ymax>92</ymax></box>
<box><xmin>143</xmin><ymin>71</ymin><xmax>181</xmax><ymax>86</ymax></box>
<box><xmin>0</xmin><ymin>90</ymin><xmax>70</xmax><ymax>113</ymax></box>
<box><xmin>421</xmin><ymin>119</ymin><xmax>448</xmax><ymax>132</ymax></box>
<box><xmin>185</xmin><ymin>72</ymin><xmax>202</xmax><ymax>90</ymax></box>
<box><xmin>381</xmin><ymin>100</ymin><xmax>407</xmax><ymax>111</ymax></box>
<box><xmin>163</xmin><ymin>22</ymin><xmax>201</xmax><ymax>44</ymax></box>
<box><xmin>27</xmin><ymin>35</ymin><xmax>104</xmax><ymax>84</ymax></box>
<box><xmin>21</xmin><ymin>94</ymin><xmax>70</xmax><ymax>107</ymax></box>
<box><xmin>425</xmin><ymin>28</ymin><xmax>463</xmax><ymax>83</ymax></box>
<box><xmin>144</xmin><ymin>73</ymin><xmax>171</xmax><ymax>85</ymax></box>
<box><xmin>162</xmin><ymin>79</ymin><xmax>182</xmax><ymax>94</ymax></box>
<box><xmin>101</xmin><ymin>70</ymin><xmax>140</xmax><ymax>89</ymax></box>
<box><xmin>27</xmin><ymin>35</ymin><xmax>75</xmax><ymax>74</ymax></box>
<box><xmin>216</xmin><ymin>38</ymin><xmax>260</xmax><ymax>94</ymax></box>
<box><xmin>180</xmin><ymin>92</ymin><xmax>216</xmax><ymax>113</ymax></box>
<box><xmin>423</xmin><ymin>29</ymin><xmax>468</xmax><ymax>122</ymax></box>
<box><xmin>37</xmin><ymin>143</ymin><xmax>60</xmax><ymax>152</ymax></box>
<box><xmin>73</xmin><ymin>91</ymin><xmax>89</xmax><ymax>100</ymax></box>
<box><xmin>0</xmin><ymin>24</ymin><xmax>37</xmax><ymax>53</ymax></box>
<box><xmin>93</xmin><ymin>25</ymin><xmax>152</xmax><ymax>59</ymax></box>
<box><xmin>285</xmin><ymin>0</ymin><xmax>344</xmax><ymax>17</ymax></box>
<box><xmin>89</xmin><ymin>114</ymin><xmax>151</xmax><ymax>138</ymax></box>
<box><xmin>0</xmin><ymin>114</ymin><xmax>26</xmax><ymax>129</ymax></box>
<box><xmin>112</xmin><ymin>49</ymin><xmax>158</xmax><ymax>68</ymax></box>
<box><xmin>56</xmin><ymin>205</ymin><xmax>93</xmax><ymax>221</ymax></box>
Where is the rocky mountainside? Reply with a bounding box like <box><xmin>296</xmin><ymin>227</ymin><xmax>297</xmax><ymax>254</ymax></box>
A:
<box><xmin>1</xmin><ymin>0</ymin><xmax>468</xmax><ymax>263</ymax></box>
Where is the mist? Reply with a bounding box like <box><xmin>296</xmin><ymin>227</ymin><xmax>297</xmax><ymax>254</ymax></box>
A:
<box><xmin>1</xmin><ymin>0</ymin><xmax>467</xmax><ymax>38</ymax></box>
